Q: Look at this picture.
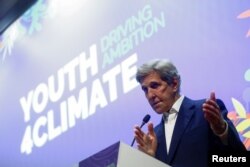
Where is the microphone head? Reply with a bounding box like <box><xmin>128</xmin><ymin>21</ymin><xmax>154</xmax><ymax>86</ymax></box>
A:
<box><xmin>143</xmin><ymin>114</ymin><xmax>151</xmax><ymax>123</ymax></box>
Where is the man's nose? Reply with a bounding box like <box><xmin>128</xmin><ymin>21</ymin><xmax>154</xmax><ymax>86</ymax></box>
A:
<box><xmin>147</xmin><ymin>88</ymin><xmax>155</xmax><ymax>99</ymax></box>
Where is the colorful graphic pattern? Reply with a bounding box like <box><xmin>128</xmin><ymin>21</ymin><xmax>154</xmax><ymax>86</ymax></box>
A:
<box><xmin>238</xmin><ymin>9</ymin><xmax>250</xmax><ymax>38</ymax></box>
<box><xmin>227</xmin><ymin>10</ymin><xmax>250</xmax><ymax>150</ymax></box>
<box><xmin>229</xmin><ymin>69</ymin><xmax>250</xmax><ymax>150</ymax></box>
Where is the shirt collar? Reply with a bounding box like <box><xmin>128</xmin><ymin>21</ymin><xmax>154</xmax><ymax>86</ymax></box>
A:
<box><xmin>171</xmin><ymin>95</ymin><xmax>185</xmax><ymax>113</ymax></box>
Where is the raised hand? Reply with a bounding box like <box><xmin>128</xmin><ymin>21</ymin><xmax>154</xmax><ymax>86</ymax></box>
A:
<box><xmin>134</xmin><ymin>122</ymin><xmax>157</xmax><ymax>156</ymax></box>
<box><xmin>202</xmin><ymin>92</ymin><xmax>226</xmax><ymax>135</ymax></box>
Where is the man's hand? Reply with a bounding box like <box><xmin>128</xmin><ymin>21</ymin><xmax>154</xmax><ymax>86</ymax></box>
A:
<box><xmin>134</xmin><ymin>122</ymin><xmax>157</xmax><ymax>157</ymax></box>
<box><xmin>202</xmin><ymin>92</ymin><xmax>226</xmax><ymax>135</ymax></box>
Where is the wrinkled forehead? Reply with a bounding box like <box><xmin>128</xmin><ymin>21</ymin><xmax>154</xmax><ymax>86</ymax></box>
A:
<box><xmin>140</xmin><ymin>71</ymin><xmax>163</xmax><ymax>85</ymax></box>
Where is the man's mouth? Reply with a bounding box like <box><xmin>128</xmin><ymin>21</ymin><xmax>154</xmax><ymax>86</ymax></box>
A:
<box><xmin>152</xmin><ymin>101</ymin><xmax>160</xmax><ymax>107</ymax></box>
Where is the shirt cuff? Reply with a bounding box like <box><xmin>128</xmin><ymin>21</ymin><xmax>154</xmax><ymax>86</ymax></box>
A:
<box><xmin>215</xmin><ymin>120</ymin><xmax>228</xmax><ymax>136</ymax></box>
<box><xmin>214</xmin><ymin>120</ymin><xmax>228</xmax><ymax>144</ymax></box>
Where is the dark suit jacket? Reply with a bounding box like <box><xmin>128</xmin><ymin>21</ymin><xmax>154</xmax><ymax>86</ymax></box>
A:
<box><xmin>154</xmin><ymin>97</ymin><xmax>246</xmax><ymax>167</ymax></box>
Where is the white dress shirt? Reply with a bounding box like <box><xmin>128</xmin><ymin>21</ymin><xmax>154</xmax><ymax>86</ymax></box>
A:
<box><xmin>164</xmin><ymin>95</ymin><xmax>184</xmax><ymax>154</ymax></box>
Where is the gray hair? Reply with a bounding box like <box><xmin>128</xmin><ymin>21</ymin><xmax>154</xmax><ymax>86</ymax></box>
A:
<box><xmin>136</xmin><ymin>59</ymin><xmax>181</xmax><ymax>93</ymax></box>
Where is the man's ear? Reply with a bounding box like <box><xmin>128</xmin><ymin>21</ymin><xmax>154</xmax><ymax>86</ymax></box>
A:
<box><xmin>172</xmin><ymin>78</ymin><xmax>179</xmax><ymax>92</ymax></box>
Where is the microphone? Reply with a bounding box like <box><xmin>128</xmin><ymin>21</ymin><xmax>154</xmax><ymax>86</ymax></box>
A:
<box><xmin>131</xmin><ymin>114</ymin><xmax>151</xmax><ymax>147</ymax></box>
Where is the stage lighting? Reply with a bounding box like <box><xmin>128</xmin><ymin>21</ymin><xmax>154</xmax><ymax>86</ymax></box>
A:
<box><xmin>0</xmin><ymin>0</ymin><xmax>38</xmax><ymax>35</ymax></box>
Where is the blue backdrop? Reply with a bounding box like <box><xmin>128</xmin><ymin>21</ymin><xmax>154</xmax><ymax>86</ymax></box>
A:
<box><xmin>0</xmin><ymin>0</ymin><xmax>250</xmax><ymax>166</ymax></box>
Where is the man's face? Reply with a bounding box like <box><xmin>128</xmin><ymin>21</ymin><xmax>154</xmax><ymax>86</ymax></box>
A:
<box><xmin>140</xmin><ymin>71</ymin><xmax>178</xmax><ymax>114</ymax></box>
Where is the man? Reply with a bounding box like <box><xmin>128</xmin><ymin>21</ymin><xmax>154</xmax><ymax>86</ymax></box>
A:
<box><xmin>133</xmin><ymin>59</ymin><xmax>246</xmax><ymax>167</ymax></box>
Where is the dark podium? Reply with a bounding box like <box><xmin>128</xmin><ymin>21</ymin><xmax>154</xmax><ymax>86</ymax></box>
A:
<box><xmin>78</xmin><ymin>141</ymin><xmax>170</xmax><ymax>167</ymax></box>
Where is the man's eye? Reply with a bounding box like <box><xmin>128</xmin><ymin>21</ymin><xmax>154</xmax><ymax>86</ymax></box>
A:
<box><xmin>150</xmin><ymin>82</ymin><xmax>160</xmax><ymax>89</ymax></box>
<box><xmin>141</xmin><ymin>87</ymin><xmax>148</xmax><ymax>93</ymax></box>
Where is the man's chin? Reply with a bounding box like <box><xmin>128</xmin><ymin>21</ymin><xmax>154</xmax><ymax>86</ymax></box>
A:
<box><xmin>153</xmin><ymin>108</ymin><xmax>165</xmax><ymax>114</ymax></box>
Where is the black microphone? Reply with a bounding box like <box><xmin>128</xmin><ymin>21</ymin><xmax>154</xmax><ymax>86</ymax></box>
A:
<box><xmin>131</xmin><ymin>114</ymin><xmax>151</xmax><ymax>147</ymax></box>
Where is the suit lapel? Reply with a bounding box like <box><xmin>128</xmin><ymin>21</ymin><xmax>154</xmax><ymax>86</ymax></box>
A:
<box><xmin>167</xmin><ymin>97</ymin><xmax>195</xmax><ymax>163</ymax></box>
<box><xmin>155</xmin><ymin>119</ymin><xmax>168</xmax><ymax>163</ymax></box>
